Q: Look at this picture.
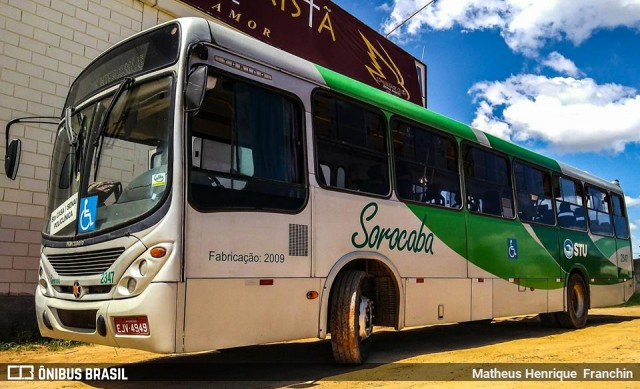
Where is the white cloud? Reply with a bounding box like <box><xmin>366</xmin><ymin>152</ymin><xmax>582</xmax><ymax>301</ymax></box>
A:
<box><xmin>630</xmin><ymin>220</ymin><xmax>638</xmax><ymax>230</ymax></box>
<box><xmin>541</xmin><ymin>52</ymin><xmax>582</xmax><ymax>77</ymax></box>
<box><xmin>377</xmin><ymin>2</ymin><xmax>392</xmax><ymax>12</ymax></box>
<box><xmin>627</xmin><ymin>197</ymin><xmax>640</xmax><ymax>207</ymax></box>
<box><xmin>382</xmin><ymin>0</ymin><xmax>640</xmax><ymax>55</ymax></box>
<box><xmin>469</xmin><ymin>74</ymin><xmax>640</xmax><ymax>153</ymax></box>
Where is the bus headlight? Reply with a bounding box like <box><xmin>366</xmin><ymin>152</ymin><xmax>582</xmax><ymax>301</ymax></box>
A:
<box><xmin>127</xmin><ymin>277</ymin><xmax>137</xmax><ymax>293</ymax></box>
<box><xmin>113</xmin><ymin>243</ymin><xmax>173</xmax><ymax>299</ymax></box>
<box><xmin>139</xmin><ymin>260</ymin><xmax>148</xmax><ymax>276</ymax></box>
<box><xmin>117</xmin><ymin>276</ymin><xmax>138</xmax><ymax>296</ymax></box>
<box><xmin>39</xmin><ymin>278</ymin><xmax>49</xmax><ymax>296</ymax></box>
<box><xmin>38</xmin><ymin>265</ymin><xmax>52</xmax><ymax>297</ymax></box>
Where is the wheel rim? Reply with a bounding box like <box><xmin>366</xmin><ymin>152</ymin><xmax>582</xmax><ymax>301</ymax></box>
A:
<box><xmin>358</xmin><ymin>296</ymin><xmax>374</xmax><ymax>340</ymax></box>
<box><xmin>572</xmin><ymin>283</ymin><xmax>585</xmax><ymax>318</ymax></box>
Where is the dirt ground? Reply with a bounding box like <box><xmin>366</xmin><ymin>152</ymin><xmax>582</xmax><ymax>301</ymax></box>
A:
<box><xmin>2</xmin><ymin>305</ymin><xmax>640</xmax><ymax>388</ymax></box>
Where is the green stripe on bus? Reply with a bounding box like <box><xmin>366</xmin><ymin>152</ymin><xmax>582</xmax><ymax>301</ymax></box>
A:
<box><xmin>315</xmin><ymin>64</ymin><xmax>477</xmax><ymax>141</ymax></box>
<box><xmin>316</xmin><ymin>64</ymin><xmax>627</xmax><ymax>291</ymax></box>
<box><xmin>485</xmin><ymin>133</ymin><xmax>561</xmax><ymax>171</ymax></box>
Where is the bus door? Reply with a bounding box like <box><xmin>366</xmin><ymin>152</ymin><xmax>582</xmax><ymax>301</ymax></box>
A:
<box><xmin>511</xmin><ymin>163</ymin><xmax>562</xmax><ymax>315</ymax></box>
<box><xmin>182</xmin><ymin>50</ymin><xmax>320</xmax><ymax>352</ymax></box>
<box><xmin>463</xmin><ymin>144</ymin><xmax>520</xmax><ymax>319</ymax></box>
<box><xmin>582</xmin><ymin>186</ymin><xmax>623</xmax><ymax>306</ymax></box>
<box><xmin>611</xmin><ymin>193</ymin><xmax>634</xmax><ymax>300</ymax></box>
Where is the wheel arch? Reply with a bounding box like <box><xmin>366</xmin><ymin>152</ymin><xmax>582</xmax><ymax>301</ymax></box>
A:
<box><xmin>566</xmin><ymin>265</ymin><xmax>591</xmax><ymax>309</ymax></box>
<box><xmin>318</xmin><ymin>251</ymin><xmax>404</xmax><ymax>338</ymax></box>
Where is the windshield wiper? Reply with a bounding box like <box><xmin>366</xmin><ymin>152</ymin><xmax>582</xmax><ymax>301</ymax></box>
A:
<box><xmin>93</xmin><ymin>77</ymin><xmax>135</xmax><ymax>181</ymax></box>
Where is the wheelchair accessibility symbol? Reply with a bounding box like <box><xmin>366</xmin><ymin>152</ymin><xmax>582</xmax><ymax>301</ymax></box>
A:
<box><xmin>78</xmin><ymin>195</ymin><xmax>98</xmax><ymax>233</ymax></box>
<box><xmin>507</xmin><ymin>238</ymin><xmax>518</xmax><ymax>259</ymax></box>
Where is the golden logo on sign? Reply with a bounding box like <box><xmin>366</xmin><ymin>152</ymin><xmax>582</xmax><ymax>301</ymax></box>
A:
<box><xmin>359</xmin><ymin>31</ymin><xmax>410</xmax><ymax>100</ymax></box>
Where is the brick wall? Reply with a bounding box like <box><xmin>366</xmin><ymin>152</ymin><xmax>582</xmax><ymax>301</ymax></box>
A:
<box><xmin>0</xmin><ymin>0</ymin><xmax>177</xmax><ymax>300</ymax></box>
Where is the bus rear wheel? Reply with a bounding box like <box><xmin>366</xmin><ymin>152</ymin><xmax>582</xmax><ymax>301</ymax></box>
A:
<box><xmin>329</xmin><ymin>270</ymin><xmax>374</xmax><ymax>364</ymax></box>
<box><xmin>555</xmin><ymin>273</ymin><xmax>588</xmax><ymax>329</ymax></box>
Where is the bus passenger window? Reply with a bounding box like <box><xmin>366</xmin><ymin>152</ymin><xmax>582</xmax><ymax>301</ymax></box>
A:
<box><xmin>462</xmin><ymin>144</ymin><xmax>514</xmax><ymax>218</ymax></box>
<box><xmin>586</xmin><ymin>185</ymin><xmax>613</xmax><ymax>235</ymax></box>
<box><xmin>392</xmin><ymin>120</ymin><xmax>460</xmax><ymax>208</ymax></box>
<box><xmin>312</xmin><ymin>92</ymin><xmax>389</xmax><ymax>196</ymax></box>
<box><xmin>553</xmin><ymin>176</ymin><xmax>586</xmax><ymax>230</ymax></box>
<box><xmin>188</xmin><ymin>74</ymin><xmax>306</xmax><ymax>211</ymax></box>
<box><xmin>611</xmin><ymin>193</ymin><xmax>629</xmax><ymax>239</ymax></box>
<box><xmin>514</xmin><ymin>162</ymin><xmax>554</xmax><ymax>225</ymax></box>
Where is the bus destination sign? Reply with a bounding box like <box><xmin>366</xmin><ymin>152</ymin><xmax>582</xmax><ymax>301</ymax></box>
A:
<box><xmin>179</xmin><ymin>0</ymin><xmax>427</xmax><ymax>107</ymax></box>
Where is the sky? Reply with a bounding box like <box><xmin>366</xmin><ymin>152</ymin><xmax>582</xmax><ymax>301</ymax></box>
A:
<box><xmin>333</xmin><ymin>0</ymin><xmax>640</xmax><ymax>256</ymax></box>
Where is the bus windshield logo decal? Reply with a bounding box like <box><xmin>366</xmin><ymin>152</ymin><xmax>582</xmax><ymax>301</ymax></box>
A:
<box><xmin>152</xmin><ymin>173</ymin><xmax>167</xmax><ymax>187</ymax></box>
<box><xmin>352</xmin><ymin>202</ymin><xmax>434</xmax><ymax>255</ymax></box>
<box><xmin>78</xmin><ymin>196</ymin><xmax>97</xmax><ymax>233</ymax></box>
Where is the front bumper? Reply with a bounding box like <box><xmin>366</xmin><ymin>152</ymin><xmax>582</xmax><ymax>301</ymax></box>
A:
<box><xmin>36</xmin><ymin>282</ymin><xmax>178</xmax><ymax>353</ymax></box>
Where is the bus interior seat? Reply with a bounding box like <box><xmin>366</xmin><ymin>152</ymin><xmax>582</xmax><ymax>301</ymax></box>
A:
<box><xmin>557</xmin><ymin>202</ymin><xmax>575</xmax><ymax>227</ymax></box>
<box><xmin>318</xmin><ymin>163</ymin><xmax>330</xmax><ymax>186</ymax></box>
<box><xmin>467</xmin><ymin>195</ymin><xmax>479</xmax><ymax>212</ymax></box>
<box><xmin>574</xmin><ymin>207</ymin><xmax>586</xmax><ymax>229</ymax></box>
<box><xmin>482</xmin><ymin>190</ymin><xmax>501</xmax><ymax>216</ymax></box>
<box><xmin>537</xmin><ymin>204</ymin><xmax>554</xmax><ymax>224</ymax></box>
<box><xmin>396</xmin><ymin>175</ymin><xmax>412</xmax><ymax>200</ymax></box>
<box><xmin>359</xmin><ymin>165</ymin><xmax>387</xmax><ymax>194</ymax></box>
<box><xmin>424</xmin><ymin>185</ymin><xmax>445</xmax><ymax>205</ymax></box>
<box><xmin>597</xmin><ymin>221</ymin><xmax>612</xmax><ymax>234</ymax></box>
<box><xmin>451</xmin><ymin>192</ymin><xmax>461</xmax><ymax>208</ymax></box>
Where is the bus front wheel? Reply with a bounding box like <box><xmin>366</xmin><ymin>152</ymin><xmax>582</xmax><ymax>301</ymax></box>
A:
<box><xmin>329</xmin><ymin>270</ymin><xmax>374</xmax><ymax>364</ymax></box>
<box><xmin>555</xmin><ymin>273</ymin><xmax>588</xmax><ymax>329</ymax></box>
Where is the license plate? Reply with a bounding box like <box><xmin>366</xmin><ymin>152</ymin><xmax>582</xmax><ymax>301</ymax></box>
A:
<box><xmin>114</xmin><ymin>316</ymin><xmax>150</xmax><ymax>336</ymax></box>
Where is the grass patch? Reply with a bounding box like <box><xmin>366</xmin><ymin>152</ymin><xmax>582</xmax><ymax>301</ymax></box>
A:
<box><xmin>0</xmin><ymin>338</ymin><xmax>84</xmax><ymax>352</ymax></box>
<box><xmin>622</xmin><ymin>292</ymin><xmax>640</xmax><ymax>307</ymax></box>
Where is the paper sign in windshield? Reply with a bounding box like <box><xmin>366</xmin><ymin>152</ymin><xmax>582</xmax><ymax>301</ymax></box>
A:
<box><xmin>50</xmin><ymin>193</ymin><xmax>78</xmax><ymax>234</ymax></box>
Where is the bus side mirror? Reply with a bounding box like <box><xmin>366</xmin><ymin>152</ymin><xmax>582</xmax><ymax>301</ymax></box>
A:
<box><xmin>3</xmin><ymin>116</ymin><xmax>58</xmax><ymax>180</ymax></box>
<box><xmin>185</xmin><ymin>65</ymin><xmax>208</xmax><ymax>112</ymax></box>
<box><xmin>5</xmin><ymin>138</ymin><xmax>22</xmax><ymax>180</ymax></box>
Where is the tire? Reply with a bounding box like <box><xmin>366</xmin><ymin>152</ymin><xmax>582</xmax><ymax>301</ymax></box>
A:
<box><xmin>555</xmin><ymin>273</ymin><xmax>588</xmax><ymax>329</ymax></box>
<box><xmin>329</xmin><ymin>270</ymin><xmax>374</xmax><ymax>364</ymax></box>
<box><xmin>538</xmin><ymin>312</ymin><xmax>559</xmax><ymax>327</ymax></box>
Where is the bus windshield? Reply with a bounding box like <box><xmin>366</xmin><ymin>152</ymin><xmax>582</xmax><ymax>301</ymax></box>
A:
<box><xmin>44</xmin><ymin>23</ymin><xmax>181</xmax><ymax>240</ymax></box>
<box><xmin>45</xmin><ymin>75</ymin><xmax>174</xmax><ymax>238</ymax></box>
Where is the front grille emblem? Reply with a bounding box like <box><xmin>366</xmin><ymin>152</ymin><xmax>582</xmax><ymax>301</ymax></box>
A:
<box><xmin>72</xmin><ymin>281</ymin><xmax>83</xmax><ymax>299</ymax></box>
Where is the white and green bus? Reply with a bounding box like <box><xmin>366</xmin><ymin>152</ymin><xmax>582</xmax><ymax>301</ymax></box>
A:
<box><xmin>5</xmin><ymin>17</ymin><xmax>634</xmax><ymax>364</ymax></box>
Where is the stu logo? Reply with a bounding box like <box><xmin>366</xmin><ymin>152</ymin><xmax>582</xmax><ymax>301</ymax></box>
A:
<box><xmin>563</xmin><ymin>239</ymin><xmax>588</xmax><ymax>259</ymax></box>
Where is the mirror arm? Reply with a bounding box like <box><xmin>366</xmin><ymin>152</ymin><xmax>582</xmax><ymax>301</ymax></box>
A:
<box><xmin>5</xmin><ymin>116</ymin><xmax>59</xmax><ymax>154</ymax></box>
<box><xmin>4</xmin><ymin>116</ymin><xmax>59</xmax><ymax>180</ymax></box>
